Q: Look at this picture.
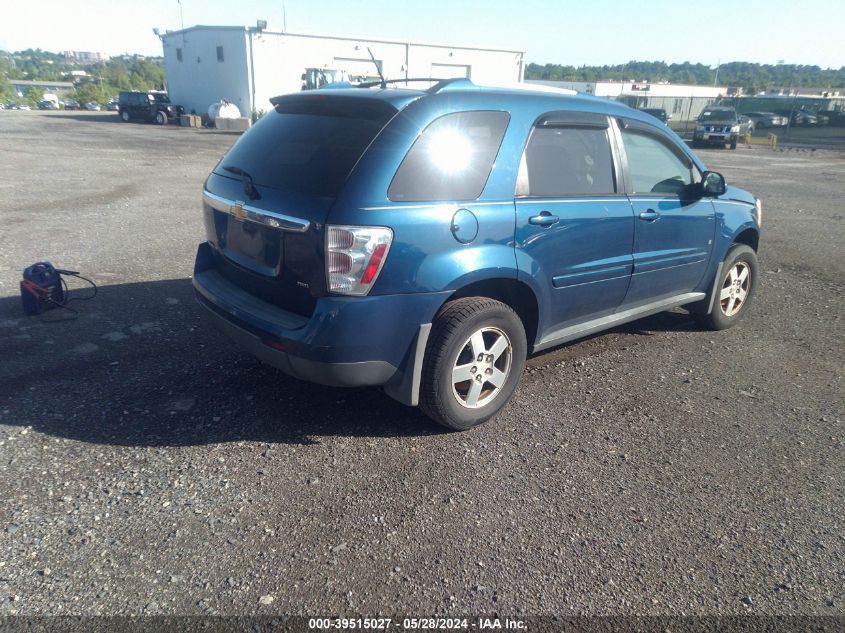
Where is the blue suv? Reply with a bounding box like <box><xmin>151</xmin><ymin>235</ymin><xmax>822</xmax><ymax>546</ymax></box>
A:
<box><xmin>193</xmin><ymin>79</ymin><xmax>761</xmax><ymax>430</ymax></box>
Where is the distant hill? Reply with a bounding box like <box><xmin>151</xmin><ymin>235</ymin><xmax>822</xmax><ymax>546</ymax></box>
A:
<box><xmin>1</xmin><ymin>48</ymin><xmax>164</xmax><ymax>105</ymax></box>
<box><xmin>525</xmin><ymin>61</ymin><xmax>845</xmax><ymax>92</ymax></box>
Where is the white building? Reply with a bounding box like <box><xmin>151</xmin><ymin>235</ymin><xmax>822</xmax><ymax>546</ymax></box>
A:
<box><xmin>161</xmin><ymin>25</ymin><xmax>526</xmax><ymax>117</ymax></box>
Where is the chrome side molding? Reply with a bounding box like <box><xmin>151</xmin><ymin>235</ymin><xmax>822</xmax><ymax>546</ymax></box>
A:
<box><xmin>202</xmin><ymin>190</ymin><xmax>311</xmax><ymax>233</ymax></box>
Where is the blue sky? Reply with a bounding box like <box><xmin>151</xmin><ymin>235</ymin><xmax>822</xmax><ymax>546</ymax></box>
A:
<box><xmin>2</xmin><ymin>0</ymin><xmax>843</xmax><ymax>68</ymax></box>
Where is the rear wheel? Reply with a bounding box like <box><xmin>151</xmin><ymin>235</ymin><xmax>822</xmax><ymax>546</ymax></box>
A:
<box><xmin>419</xmin><ymin>298</ymin><xmax>527</xmax><ymax>431</ymax></box>
<box><xmin>121</xmin><ymin>111</ymin><xmax>130</xmax><ymax>122</ymax></box>
<box><xmin>693</xmin><ymin>244</ymin><xmax>758</xmax><ymax>330</ymax></box>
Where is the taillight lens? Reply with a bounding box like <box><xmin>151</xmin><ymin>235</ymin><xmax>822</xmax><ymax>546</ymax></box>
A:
<box><xmin>326</xmin><ymin>225</ymin><xmax>393</xmax><ymax>295</ymax></box>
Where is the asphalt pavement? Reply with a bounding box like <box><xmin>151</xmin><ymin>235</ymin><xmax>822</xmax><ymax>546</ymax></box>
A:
<box><xmin>0</xmin><ymin>111</ymin><xmax>842</xmax><ymax>620</ymax></box>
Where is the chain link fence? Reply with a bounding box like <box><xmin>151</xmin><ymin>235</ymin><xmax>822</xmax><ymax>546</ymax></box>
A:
<box><xmin>616</xmin><ymin>93</ymin><xmax>845</xmax><ymax>148</ymax></box>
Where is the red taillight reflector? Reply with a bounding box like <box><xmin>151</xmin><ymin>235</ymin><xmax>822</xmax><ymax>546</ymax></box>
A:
<box><xmin>261</xmin><ymin>338</ymin><xmax>288</xmax><ymax>352</ymax></box>
<box><xmin>361</xmin><ymin>243</ymin><xmax>388</xmax><ymax>285</ymax></box>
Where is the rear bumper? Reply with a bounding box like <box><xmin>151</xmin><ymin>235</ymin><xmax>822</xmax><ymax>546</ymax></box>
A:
<box><xmin>195</xmin><ymin>293</ymin><xmax>397</xmax><ymax>387</ymax></box>
<box><xmin>192</xmin><ymin>242</ymin><xmax>449</xmax><ymax>393</ymax></box>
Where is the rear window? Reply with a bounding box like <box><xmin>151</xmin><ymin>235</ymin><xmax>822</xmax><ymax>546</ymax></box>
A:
<box><xmin>388</xmin><ymin>111</ymin><xmax>509</xmax><ymax>202</ymax></box>
<box><xmin>216</xmin><ymin>95</ymin><xmax>397</xmax><ymax>198</ymax></box>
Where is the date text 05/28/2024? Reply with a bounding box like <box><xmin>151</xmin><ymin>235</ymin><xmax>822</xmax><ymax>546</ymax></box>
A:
<box><xmin>308</xmin><ymin>617</ymin><xmax>527</xmax><ymax>630</ymax></box>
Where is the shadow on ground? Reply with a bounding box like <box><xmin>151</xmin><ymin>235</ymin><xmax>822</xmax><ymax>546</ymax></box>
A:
<box><xmin>1</xmin><ymin>276</ymin><xmax>699</xmax><ymax>448</ymax></box>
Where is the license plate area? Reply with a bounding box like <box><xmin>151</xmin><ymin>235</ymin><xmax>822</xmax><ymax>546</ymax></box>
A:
<box><xmin>221</xmin><ymin>215</ymin><xmax>283</xmax><ymax>277</ymax></box>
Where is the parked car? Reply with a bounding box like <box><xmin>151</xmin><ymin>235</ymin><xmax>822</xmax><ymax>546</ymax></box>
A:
<box><xmin>84</xmin><ymin>101</ymin><xmax>101</xmax><ymax>111</ymax></box>
<box><xmin>784</xmin><ymin>110</ymin><xmax>818</xmax><ymax>126</ymax></box>
<box><xmin>38</xmin><ymin>100</ymin><xmax>59</xmax><ymax>110</ymax></box>
<box><xmin>192</xmin><ymin>79</ymin><xmax>762</xmax><ymax>430</ymax></box>
<box><xmin>63</xmin><ymin>99</ymin><xmax>81</xmax><ymax>111</ymax></box>
<box><xmin>106</xmin><ymin>100</ymin><xmax>120</xmax><ymax>111</ymax></box>
<box><xmin>744</xmin><ymin>111</ymin><xmax>787</xmax><ymax>128</ymax></box>
<box><xmin>638</xmin><ymin>107</ymin><xmax>670</xmax><ymax>125</ymax></box>
<box><xmin>693</xmin><ymin>107</ymin><xmax>753</xmax><ymax>149</ymax></box>
<box><xmin>117</xmin><ymin>90</ymin><xmax>184</xmax><ymax>124</ymax></box>
<box><xmin>816</xmin><ymin>109</ymin><xmax>845</xmax><ymax>126</ymax></box>
<box><xmin>18</xmin><ymin>104</ymin><xmax>32</xmax><ymax>111</ymax></box>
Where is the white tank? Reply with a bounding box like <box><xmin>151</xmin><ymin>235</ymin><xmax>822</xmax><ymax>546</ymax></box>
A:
<box><xmin>207</xmin><ymin>100</ymin><xmax>242</xmax><ymax>122</ymax></box>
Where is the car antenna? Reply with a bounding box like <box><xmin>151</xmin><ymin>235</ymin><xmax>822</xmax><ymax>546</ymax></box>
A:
<box><xmin>367</xmin><ymin>47</ymin><xmax>386</xmax><ymax>89</ymax></box>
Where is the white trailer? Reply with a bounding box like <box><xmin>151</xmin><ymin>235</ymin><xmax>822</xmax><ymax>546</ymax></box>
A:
<box><xmin>161</xmin><ymin>25</ymin><xmax>525</xmax><ymax>117</ymax></box>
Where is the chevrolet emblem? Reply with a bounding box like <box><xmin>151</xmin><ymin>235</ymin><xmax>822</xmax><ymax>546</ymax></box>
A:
<box><xmin>229</xmin><ymin>201</ymin><xmax>247</xmax><ymax>220</ymax></box>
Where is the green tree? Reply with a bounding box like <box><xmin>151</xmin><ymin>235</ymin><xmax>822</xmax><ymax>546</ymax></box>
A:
<box><xmin>23</xmin><ymin>86</ymin><xmax>43</xmax><ymax>106</ymax></box>
<box><xmin>73</xmin><ymin>81</ymin><xmax>110</xmax><ymax>106</ymax></box>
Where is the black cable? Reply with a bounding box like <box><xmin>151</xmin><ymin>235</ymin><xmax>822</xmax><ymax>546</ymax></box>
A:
<box><xmin>61</xmin><ymin>272</ymin><xmax>98</xmax><ymax>304</ymax></box>
<box><xmin>39</xmin><ymin>271</ymin><xmax>98</xmax><ymax>322</ymax></box>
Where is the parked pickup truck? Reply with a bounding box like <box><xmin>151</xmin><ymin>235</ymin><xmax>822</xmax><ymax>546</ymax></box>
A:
<box><xmin>693</xmin><ymin>107</ymin><xmax>754</xmax><ymax>149</ymax></box>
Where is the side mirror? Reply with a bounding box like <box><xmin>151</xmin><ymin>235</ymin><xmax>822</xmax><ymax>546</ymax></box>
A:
<box><xmin>701</xmin><ymin>171</ymin><xmax>727</xmax><ymax>197</ymax></box>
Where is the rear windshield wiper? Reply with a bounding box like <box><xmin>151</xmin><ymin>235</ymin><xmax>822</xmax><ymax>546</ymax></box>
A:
<box><xmin>222</xmin><ymin>165</ymin><xmax>261</xmax><ymax>200</ymax></box>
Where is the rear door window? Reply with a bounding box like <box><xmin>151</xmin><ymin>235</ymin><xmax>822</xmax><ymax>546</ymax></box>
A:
<box><xmin>388</xmin><ymin>111</ymin><xmax>509</xmax><ymax>202</ymax></box>
<box><xmin>215</xmin><ymin>95</ymin><xmax>397</xmax><ymax>198</ymax></box>
<box><xmin>517</xmin><ymin>125</ymin><xmax>616</xmax><ymax>197</ymax></box>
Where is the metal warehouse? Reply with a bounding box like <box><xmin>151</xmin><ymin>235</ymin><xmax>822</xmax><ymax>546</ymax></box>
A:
<box><xmin>160</xmin><ymin>25</ymin><xmax>526</xmax><ymax>117</ymax></box>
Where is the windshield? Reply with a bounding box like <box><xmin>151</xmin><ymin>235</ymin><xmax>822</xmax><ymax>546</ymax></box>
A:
<box><xmin>699</xmin><ymin>109</ymin><xmax>736</xmax><ymax>122</ymax></box>
<box><xmin>152</xmin><ymin>93</ymin><xmax>171</xmax><ymax>104</ymax></box>
<box><xmin>215</xmin><ymin>95</ymin><xmax>396</xmax><ymax>198</ymax></box>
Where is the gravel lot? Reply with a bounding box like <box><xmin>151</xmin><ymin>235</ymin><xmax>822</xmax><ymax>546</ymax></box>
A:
<box><xmin>0</xmin><ymin>111</ymin><xmax>843</xmax><ymax>619</ymax></box>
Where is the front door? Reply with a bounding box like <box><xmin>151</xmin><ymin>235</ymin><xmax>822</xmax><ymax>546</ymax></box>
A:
<box><xmin>615</xmin><ymin>120</ymin><xmax>715</xmax><ymax>307</ymax></box>
<box><xmin>515</xmin><ymin>113</ymin><xmax>634</xmax><ymax>338</ymax></box>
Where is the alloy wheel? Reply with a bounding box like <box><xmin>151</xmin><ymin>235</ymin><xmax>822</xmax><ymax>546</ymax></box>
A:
<box><xmin>720</xmin><ymin>262</ymin><xmax>750</xmax><ymax>317</ymax></box>
<box><xmin>451</xmin><ymin>327</ymin><xmax>512</xmax><ymax>409</ymax></box>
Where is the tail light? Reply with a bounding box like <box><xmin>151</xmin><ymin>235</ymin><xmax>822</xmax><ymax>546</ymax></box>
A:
<box><xmin>326</xmin><ymin>225</ymin><xmax>393</xmax><ymax>296</ymax></box>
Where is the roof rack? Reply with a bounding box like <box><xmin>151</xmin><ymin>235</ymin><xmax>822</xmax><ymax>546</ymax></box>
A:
<box><xmin>355</xmin><ymin>77</ymin><xmax>452</xmax><ymax>89</ymax></box>
<box><xmin>493</xmin><ymin>82</ymin><xmax>577</xmax><ymax>96</ymax></box>
<box><xmin>427</xmin><ymin>78</ymin><xmax>476</xmax><ymax>93</ymax></box>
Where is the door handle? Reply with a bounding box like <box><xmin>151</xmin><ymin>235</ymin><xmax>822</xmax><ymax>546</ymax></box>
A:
<box><xmin>529</xmin><ymin>211</ymin><xmax>559</xmax><ymax>227</ymax></box>
<box><xmin>639</xmin><ymin>209</ymin><xmax>660</xmax><ymax>222</ymax></box>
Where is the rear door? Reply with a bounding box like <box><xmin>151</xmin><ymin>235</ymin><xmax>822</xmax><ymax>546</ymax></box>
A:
<box><xmin>515</xmin><ymin>111</ymin><xmax>634</xmax><ymax>334</ymax></box>
<box><xmin>614</xmin><ymin>118</ymin><xmax>715</xmax><ymax>307</ymax></box>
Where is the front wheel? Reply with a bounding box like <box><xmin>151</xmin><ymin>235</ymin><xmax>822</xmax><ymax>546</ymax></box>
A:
<box><xmin>419</xmin><ymin>298</ymin><xmax>527</xmax><ymax>431</ymax></box>
<box><xmin>693</xmin><ymin>244</ymin><xmax>758</xmax><ymax>330</ymax></box>
<box><xmin>729</xmin><ymin>136</ymin><xmax>738</xmax><ymax>150</ymax></box>
<box><xmin>155</xmin><ymin>111</ymin><xmax>168</xmax><ymax>125</ymax></box>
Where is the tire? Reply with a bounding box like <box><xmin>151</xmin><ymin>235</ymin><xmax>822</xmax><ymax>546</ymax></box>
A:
<box><xmin>729</xmin><ymin>136</ymin><xmax>738</xmax><ymax>150</ymax></box>
<box><xmin>692</xmin><ymin>244</ymin><xmax>758</xmax><ymax>331</ymax></box>
<box><xmin>155</xmin><ymin>111</ymin><xmax>168</xmax><ymax>125</ymax></box>
<box><xmin>121</xmin><ymin>111</ymin><xmax>130</xmax><ymax>122</ymax></box>
<box><xmin>419</xmin><ymin>297</ymin><xmax>527</xmax><ymax>431</ymax></box>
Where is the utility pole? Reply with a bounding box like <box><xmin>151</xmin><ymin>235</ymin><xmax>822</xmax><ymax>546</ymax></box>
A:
<box><xmin>713</xmin><ymin>59</ymin><xmax>720</xmax><ymax>87</ymax></box>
